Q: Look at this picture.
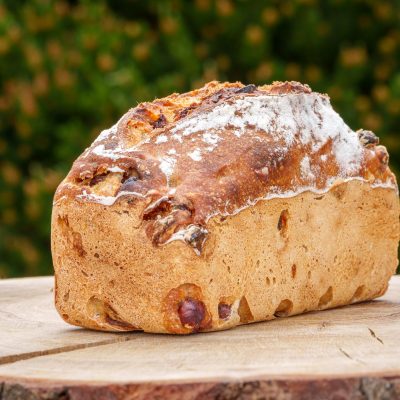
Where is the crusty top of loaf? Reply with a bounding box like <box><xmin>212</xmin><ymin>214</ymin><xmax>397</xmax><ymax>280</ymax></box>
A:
<box><xmin>54</xmin><ymin>81</ymin><xmax>397</xmax><ymax>254</ymax></box>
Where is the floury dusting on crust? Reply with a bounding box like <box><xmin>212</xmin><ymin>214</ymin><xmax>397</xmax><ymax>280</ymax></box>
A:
<box><xmin>170</xmin><ymin>94</ymin><xmax>363</xmax><ymax>173</ymax></box>
<box><xmin>58</xmin><ymin>81</ymin><xmax>397</xmax><ymax>255</ymax></box>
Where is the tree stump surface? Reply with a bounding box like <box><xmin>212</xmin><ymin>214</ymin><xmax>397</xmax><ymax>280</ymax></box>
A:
<box><xmin>0</xmin><ymin>276</ymin><xmax>399</xmax><ymax>399</ymax></box>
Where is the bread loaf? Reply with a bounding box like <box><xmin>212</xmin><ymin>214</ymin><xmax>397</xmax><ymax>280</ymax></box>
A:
<box><xmin>52</xmin><ymin>81</ymin><xmax>399</xmax><ymax>334</ymax></box>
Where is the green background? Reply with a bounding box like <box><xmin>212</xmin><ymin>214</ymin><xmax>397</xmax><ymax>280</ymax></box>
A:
<box><xmin>1</xmin><ymin>0</ymin><xmax>399</xmax><ymax>277</ymax></box>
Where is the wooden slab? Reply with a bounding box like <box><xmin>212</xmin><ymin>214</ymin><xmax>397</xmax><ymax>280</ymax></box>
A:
<box><xmin>0</xmin><ymin>276</ymin><xmax>399</xmax><ymax>399</ymax></box>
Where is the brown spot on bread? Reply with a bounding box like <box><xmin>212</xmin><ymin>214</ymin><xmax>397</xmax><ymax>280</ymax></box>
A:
<box><xmin>274</xmin><ymin>299</ymin><xmax>293</xmax><ymax>317</ymax></box>
<box><xmin>318</xmin><ymin>286</ymin><xmax>333</xmax><ymax>308</ymax></box>
<box><xmin>238</xmin><ymin>296</ymin><xmax>254</xmax><ymax>324</ymax></box>
<box><xmin>57</xmin><ymin>214</ymin><xmax>69</xmax><ymax>230</ymax></box>
<box><xmin>278</xmin><ymin>210</ymin><xmax>289</xmax><ymax>236</ymax></box>
<box><xmin>351</xmin><ymin>285</ymin><xmax>365</xmax><ymax>302</ymax></box>
<box><xmin>72</xmin><ymin>231</ymin><xmax>86</xmax><ymax>257</ymax></box>
<box><xmin>291</xmin><ymin>264</ymin><xmax>297</xmax><ymax>279</ymax></box>
<box><xmin>331</xmin><ymin>184</ymin><xmax>346</xmax><ymax>200</ymax></box>
<box><xmin>163</xmin><ymin>283</ymin><xmax>211</xmax><ymax>334</ymax></box>
<box><xmin>57</xmin><ymin>214</ymin><xmax>86</xmax><ymax>257</ymax></box>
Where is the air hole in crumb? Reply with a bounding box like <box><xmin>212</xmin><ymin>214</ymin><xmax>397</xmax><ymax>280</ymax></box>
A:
<box><xmin>81</xmin><ymin>270</ymin><xmax>88</xmax><ymax>277</ymax></box>
<box><xmin>351</xmin><ymin>285</ymin><xmax>365</xmax><ymax>301</ymax></box>
<box><xmin>277</xmin><ymin>210</ymin><xmax>289</xmax><ymax>236</ymax></box>
<box><xmin>109</xmin><ymin>280</ymin><xmax>115</xmax><ymax>287</ymax></box>
<box><xmin>307</xmin><ymin>271</ymin><xmax>311</xmax><ymax>279</ymax></box>
<box><xmin>114</xmin><ymin>262</ymin><xmax>119</xmax><ymax>266</ymax></box>
<box><xmin>238</xmin><ymin>296</ymin><xmax>254</xmax><ymax>323</ymax></box>
<box><xmin>273</xmin><ymin>277</ymin><xmax>276</xmax><ymax>284</ymax></box>
<box><xmin>274</xmin><ymin>299</ymin><xmax>293</xmax><ymax>317</ymax></box>
<box><xmin>266</xmin><ymin>277</ymin><xmax>270</xmax><ymax>285</ymax></box>
<box><xmin>318</xmin><ymin>286</ymin><xmax>333</xmax><ymax>308</ymax></box>
<box><xmin>94</xmin><ymin>253</ymin><xmax>99</xmax><ymax>258</ymax></box>
<box><xmin>63</xmin><ymin>291</ymin><xmax>69</xmax><ymax>302</ymax></box>
<box><xmin>62</xmin><ymin>314</ymin><xmax>69</xmax><ymax>320</ymax></box>
<box><xmin>291</xmin><ymin>264</ymin><xmax>297</xmax><ymax>279</ymax></box>
<box><xmin>86</xmin><ymin>296</ymin><xmax>138</xmax><ymax>330</ymax></box>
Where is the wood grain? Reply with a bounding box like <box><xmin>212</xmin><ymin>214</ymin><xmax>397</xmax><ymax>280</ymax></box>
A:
<box><xmin>0</xmin><ymin>276</ymin><xmax>399</xmax><ymax>399</ymax></box>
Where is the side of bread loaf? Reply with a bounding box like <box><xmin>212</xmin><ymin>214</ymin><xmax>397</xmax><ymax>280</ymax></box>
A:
<box><xmin>52</xmin><ymin>81</ymin><xmax>399</xmax><ymax>334</ymax></box>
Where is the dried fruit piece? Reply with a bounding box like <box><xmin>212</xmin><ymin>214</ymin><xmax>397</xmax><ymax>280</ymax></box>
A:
<box><xmin>152</xmin><ymin>114</ymin><xmax>167</xmax><ymax>129</ymax></box>
<box><xmin>375</xmin><ymin>146</ymin><xmax>389</xmax><ymax>166</ymax></box>
<box><xmin>236</xmin><ymin>84</ymin><xmax>257</xmax><ymax>94</ymax></box>
<box><xmin>89</xmin><ymin>173</ymin><xmax>109</xmax><ymax>186</ymax></box>
<box><xmin>218</xmin><ymin>302</ymin><xmax>232</xmax><ymax>320</ymax></box>
<box><xmin>163</xmin><ymin>283</ymin><xmax>212</xmax><ymax>334</ymax></box>
<box><xmin>183</xmin><ymin>225</ymin><xmax>208</xmax><ymax>254</ymax></box>
<box><xmin>178</xmin><ymin>298</ymin><xmax>206</xmax><ymax>329</ymax></box>
<box><xmin>357</xmin><ymin>129</ymin><xmax>379</xmax><ymax>148</ymax></box>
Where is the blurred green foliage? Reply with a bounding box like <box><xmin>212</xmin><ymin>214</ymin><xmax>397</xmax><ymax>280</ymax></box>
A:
<box><xmin>0</xmin><ymin>0</ymin><xmax>399</xmax><ymax>277</ymax></box>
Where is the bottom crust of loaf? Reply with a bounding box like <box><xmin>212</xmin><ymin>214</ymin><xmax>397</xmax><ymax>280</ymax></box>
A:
<box><xmin>51</xmin><ymin>180</ymin><xmax>399</xmax><ymax>334</ymax></box>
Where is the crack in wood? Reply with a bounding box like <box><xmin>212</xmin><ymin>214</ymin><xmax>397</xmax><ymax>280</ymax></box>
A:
<box><xmin>338</xmin><ymin>347</ymin><xmax>366</xmax><ymax>366</ymax></box>
<box><xmin>0</xmin><ymin>335</ymin><xmax>136</xmax><ymax>366</ymax></box>
<box><xmin>339</xmin><ymin>347</ymin><xmax>353</xmax><ymax>360</ymax></box>
<box><xmin>368</xmin><ymin>327</ymin><xmax>384</xmax><ymax>345</ymax></box>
